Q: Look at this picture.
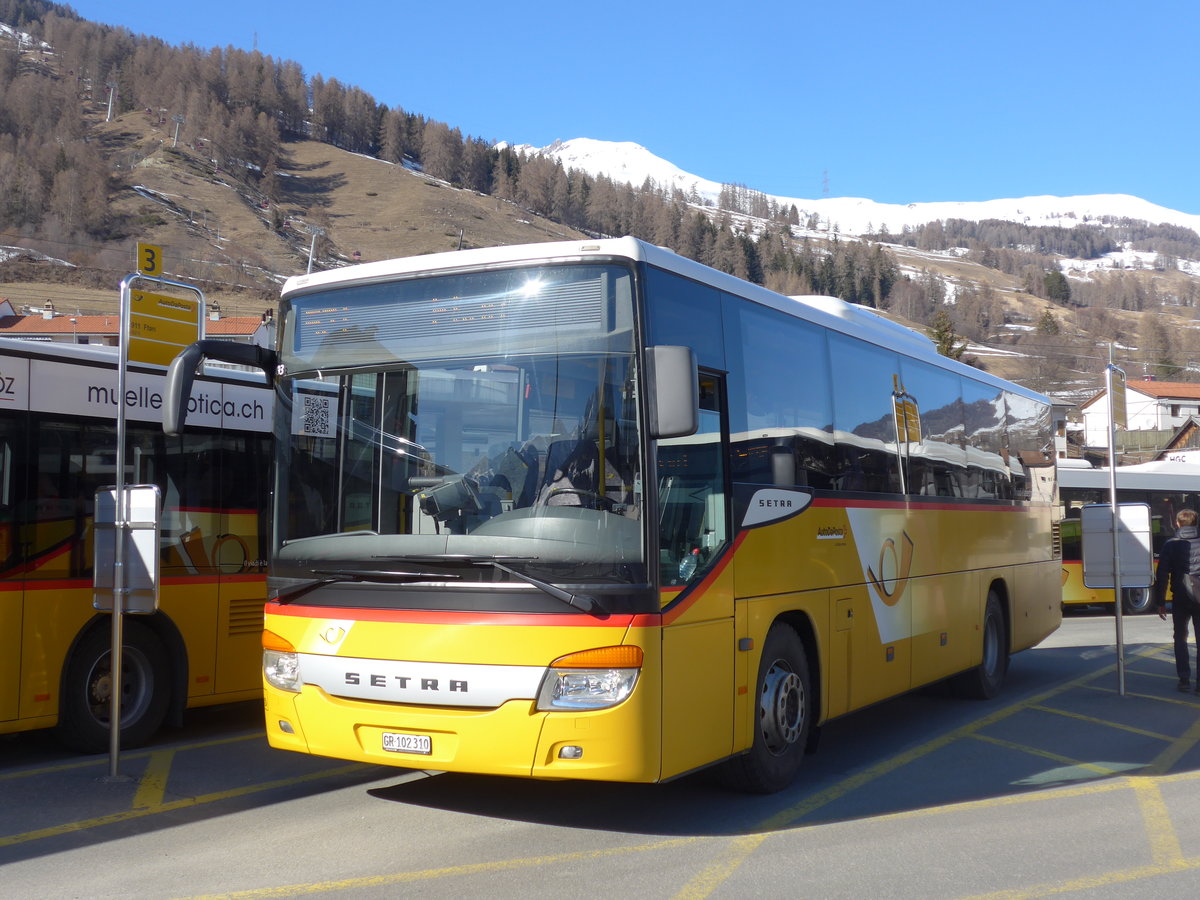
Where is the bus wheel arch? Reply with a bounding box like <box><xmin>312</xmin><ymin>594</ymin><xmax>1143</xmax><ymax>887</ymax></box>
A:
<box><xmin>780</xmin><ymin>611</ymin><xmax>822</xmax><ymax>751</ymax></box>
<box><xmin>55</xmin><ymin>616</ymin><xmax>173</xmax><ymax>753</ymax></box>
<box><xmin>723</xmin><ymin>619</ymin><xmax>815</xmax><ymax>793</ymax></box>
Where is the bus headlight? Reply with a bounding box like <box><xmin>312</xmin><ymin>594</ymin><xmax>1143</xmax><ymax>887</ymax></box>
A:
<box><xmin>264</xmin><ymin>650</ymin><xmax>301</xmax><ymax>692</ymax></box>
<box><xmin>536</xmin><ymin>646</ymin><xmax>642</xmax><ymax>711</ymax></box>
<box><xmin>263</xmin><ymin>630</ymin><xmax>302</xmax><ymax>692</ymax></box>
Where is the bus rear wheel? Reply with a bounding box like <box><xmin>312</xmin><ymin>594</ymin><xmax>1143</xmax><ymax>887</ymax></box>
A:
<box><xmin>55</xmin><ymin>620</ymin><xmax>171</xmax><ymax>754</ymax></box>
<box><xmin>723</xmin><ymin>624</ymin><xmax>810</xmax><ymax>793</ymax></box>
<box><xmin>1122</xmin><ymin>587</ymin><xmax>1153</xmax><ymax>615</ymax></box>
<box><xmin>953</xmin><ymin>591</ymin><xmax>1008</xmax><ymax>700</ymax></box>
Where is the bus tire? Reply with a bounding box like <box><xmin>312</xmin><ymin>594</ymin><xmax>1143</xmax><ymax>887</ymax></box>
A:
<box><xmin>1122</xmin><ymin>587</ymin><xmax>1153</xmax><ymax>615</ymax></box>
<box><xmin>55</xmin><ymin>620</ymin><xmax>171</xmax><ymax>754</ymax></box>
<box><xmin>953</xmin><ymin>591</ymin><xmax>1008</xmax><ymax>700</ymax></box>
<box><xmin>723</xmin><ymin>624</ymin><xmax>810</xmax><ymax>794</ymax></box>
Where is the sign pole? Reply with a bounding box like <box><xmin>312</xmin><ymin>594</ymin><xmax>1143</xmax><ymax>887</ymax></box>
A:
<box><xmin>106</xmin><ymin>269</ymin><xmax>203</xmax><ymax>778</ymax></box>
<box><xmin>1106</xmin><ymin>345</ymin><xmax>1127</xmax><ymax>697</ymax></box>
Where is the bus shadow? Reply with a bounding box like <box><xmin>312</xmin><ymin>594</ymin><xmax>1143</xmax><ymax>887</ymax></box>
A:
<box><xmin>368</xmin><ymin>640</ymin><xmax>1200</xmax><ymax>837</ymax></box>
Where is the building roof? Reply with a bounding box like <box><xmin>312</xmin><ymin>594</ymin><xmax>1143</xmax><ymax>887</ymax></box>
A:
<box><xmin>1081</xmin><ymin>379</ymin><xmax>1200</xmax><ymax>409</ymax></box>
<box><xmin>0</xmin><ymin>313</ymin><xmax>266</xmax><ymax>338</ymax></box>
<box><xmin>204</xmin><ymin>317</ymin><xmax>266</xmax><ymax>336</ymax></box>
<box><xmin>1126</xmin><ymin>380</ymin><xmax>1200</xmax><ymax>400</ymax></box>
<box><xmin>0</xmin><ymin>314</ymin><xmax>121</xmax><ymax>335</ymax></box>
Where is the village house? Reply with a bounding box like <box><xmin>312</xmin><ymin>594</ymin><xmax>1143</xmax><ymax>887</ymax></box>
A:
<box><xmin>1080</xmin><ymin>379</ymin><xmax>1200</xmax><ymax>459</ymax></box>
<box><xmin>0</xmin><ymin>299</ymin><xmax>274</xmax><ymax>348</ymax></box>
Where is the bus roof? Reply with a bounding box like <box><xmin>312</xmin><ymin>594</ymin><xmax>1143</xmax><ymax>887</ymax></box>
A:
<box><xmin>281</xmin><ymin>237</ymin><xmax>1047</xmax><ymax>404</ymax></box>
<box><xmin>1057</xmin><ymin>459</ymin><xmax>1200</xmax><ymax>492</ymax></box>
<box><xmin>0</xmin><ymin>335</ymin><xmax>268</xmax><ymax>386</ymax></box>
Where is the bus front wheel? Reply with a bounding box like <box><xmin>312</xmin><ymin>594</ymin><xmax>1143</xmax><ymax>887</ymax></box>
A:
<box><xmin>56</xmin><ymin>620</ymin><xmax>171</xmax><ymax>754</ymax></box>
<box><xmin>723</xmin><ymin>624</ymin><xmax>811</xmax><ymax>793</ymax></box>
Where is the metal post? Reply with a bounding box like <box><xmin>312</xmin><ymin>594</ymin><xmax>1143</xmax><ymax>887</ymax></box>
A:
<box><xmin>1107</xmin><ymin>347</ymin><xmax>1126</xmax><ymax>696</ymax></box>
<box><xmin>306</xmin><ymin>225</ymin><xmax>324</xmax><ymax>274</ymax></box>
<box><xmin>108</xmin><ymin>277</ymin><xmax>135</xmax><ymax>777</ymax></box>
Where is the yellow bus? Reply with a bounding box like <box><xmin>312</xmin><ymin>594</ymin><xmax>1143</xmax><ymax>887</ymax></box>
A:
<box><xmin>0</xmin><ymin>337</ymin><xmax>272</xmax><ymax>752</ymax></box>
<box><xmin>1058</xmin><ymin>459</ymin><xmax>1200</xmax><ymax>615</ymax></box>
<box><xmin>167</xmin><ymin>237</ymin><xmax>1060</xmax><ymax>792</ymax></box>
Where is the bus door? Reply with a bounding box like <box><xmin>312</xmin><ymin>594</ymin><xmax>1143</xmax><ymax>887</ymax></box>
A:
<box><xmin>659</xmin><ymin>374</ymin><xmax>734</xmax><ymax>776</ymax></box>
<box><xmin>159</xmin><ymin>432</ymin><xmax>266</xmax><ymax>698</ymax></box>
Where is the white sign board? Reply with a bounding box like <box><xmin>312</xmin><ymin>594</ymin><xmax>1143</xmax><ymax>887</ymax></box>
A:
<box><xmin>1080</xmin><ymin>502</ymin><xmax>1153</xmax><ymax>589</ymax></box>
<box><xmin>93</xmin><ymin>484</ymin><xmax>161</xmax><ymax>614</ymax></box>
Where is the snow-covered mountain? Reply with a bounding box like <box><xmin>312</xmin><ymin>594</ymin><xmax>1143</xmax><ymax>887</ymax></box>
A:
<box><xmin>510</xmin><ymin>138</ymin><xmax>1200</xmax><ymax>238</ymax></box>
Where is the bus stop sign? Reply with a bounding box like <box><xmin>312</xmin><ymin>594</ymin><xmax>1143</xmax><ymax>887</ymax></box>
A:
<box><xmin>1080</xmin><ymin>502</ymin><xmax>1153</xmax><ymax>589</ymax></box>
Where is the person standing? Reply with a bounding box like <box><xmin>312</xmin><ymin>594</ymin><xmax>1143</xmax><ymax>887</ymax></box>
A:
<box><xmin>1153</xmin><ymin>508</ymin><xmax>1200</xmax><ymax>692</ymax></box>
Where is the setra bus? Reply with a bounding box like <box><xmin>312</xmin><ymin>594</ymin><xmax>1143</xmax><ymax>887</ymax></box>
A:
<box><xmin>0</xmin><ymin>337</ymin><xmax>272</xmax><ymax>752</ymax></box>
<box><xmin>166</xmin><ymin>237</ymin><xmax>1061</xmax><ymax>792</ymax></box>
<box><xmin>1057</xmin><ymin>459</ymin><xmax>1200</xmax><ymax>614</ymax></box>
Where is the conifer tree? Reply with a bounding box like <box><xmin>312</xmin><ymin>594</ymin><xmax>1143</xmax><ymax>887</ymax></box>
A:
<box><xmin>1043</xmin><ymin>268</ymin><xmax>1072</xmax><ymax>304</ymax></box>
<box><xmin>928</xmin><ymin>310</ymin><xmax>967</xmax><ymax>360</ymax></box>
<box><xmin>1036</xmin><ymin>310</ymin><xmax>1060</xmax><ymax>335</ymax></box>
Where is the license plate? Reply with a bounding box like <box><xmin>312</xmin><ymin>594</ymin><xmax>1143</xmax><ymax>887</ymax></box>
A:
<box><xmin>382</xmin><ymin>731</ymin><xmax>432</xmax><ymax>755</ymax></box>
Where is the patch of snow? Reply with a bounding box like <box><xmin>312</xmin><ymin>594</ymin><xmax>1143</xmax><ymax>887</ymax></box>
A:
<box><xmin>508</xmin><ymin>138</ymin><xmax>1200</xmax><ymax>238</ymax></box>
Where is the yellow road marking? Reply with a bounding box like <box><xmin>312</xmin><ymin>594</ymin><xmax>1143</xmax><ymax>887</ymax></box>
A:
<box><xmin>957</xmin><ymin>859</ymin><xmax>1200</xmax><ymax>899</ymax></box>
<box><xmin>132</xmin><ymin>750</ymin><xmax>175</xmax><ymax>809</ymax></box>
<box><xmin>968</xmin><ymin>732</ymin><xmax>1122</xmax><ymax>775</ymax></box>
<box><xmin>1027</xmin><ymin>704</ymin><xmax>1174</xmax><ymax>741</ymax></box>
<box><xmin>165</xmin><ymin>773</ymin><xmax>1200</xmax><ymax>899</ymax></box>
<box><xmin>1144</xmin><ymin>711</ymin><xmax>1200</xmax><ymax>776</ymax></box>
<box><xmin>0</xmin><ymin>732</ymin><xmax>261</xmax><ymax>782</ymax></box>
<box><xmin>178</xmin><ymin>837</ymin><xmax>699</xmax><ymax>899</ymax></box>
<box><xmin>8</xmin><ymin>645</ymin><xmax>1197</xmax><ymax>900</ymax></box>
<box><xmin>671</xmin><ymin>834</ymin><xmax>769</xmax><ymax>900</ymax></box>
<box><xmin>1132</xmin><ymin>778</ymin><xmax>1184</xmax><ymax>867</ymax></box>
<box><xmin>672</xmin><ymin>646</ymin><xmax>1169</xmax><ymax>899</ymax></box>
<box><xmin>0</xmin><ymin>764</ymin><xmax>372</xmax><ymax>848</ymax></box>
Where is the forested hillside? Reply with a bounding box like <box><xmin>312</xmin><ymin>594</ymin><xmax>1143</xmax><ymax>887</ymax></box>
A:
<box><xmin>2</xmin><ymin>0</ymin><xmax>1200</xmax><ymax>398</ymax></box>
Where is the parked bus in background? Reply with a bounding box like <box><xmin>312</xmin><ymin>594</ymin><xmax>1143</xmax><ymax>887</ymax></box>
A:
<box><xmin>0</xmin><ymin>337</ymin><xmax>272</xmax><ymax>752</ymax></box>
<box><xmin>1057</xmin><ymin>459</ymin><xmax>1200</xmax><ymax>615</ymax></box>
<box><xmin>166</xmin><ymin>237</ymin><xmax>1061</xmax><ymax>792</ymax></box>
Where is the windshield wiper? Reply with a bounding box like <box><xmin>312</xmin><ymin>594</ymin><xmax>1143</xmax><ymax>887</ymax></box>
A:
<box><xmin>314</xmin><ymin>567</ymin><xmax>463</xmax><ymax>583</ymax></box>
<box><xmin>487</xmin><ymin>560</ymin><xmax>604</xmax><ymax>614</ymax></box>
<box><xmin>275</xmin><ymin>569</ymin><xmax>461</xmax><ymax>605</ymax></box>
<box><xmin>375</xmin><ymin>554</ymin><xmax>606</xmax><ymax>615</ymax></box>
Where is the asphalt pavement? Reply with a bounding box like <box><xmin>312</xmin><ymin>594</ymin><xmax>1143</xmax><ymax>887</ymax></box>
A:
<box><xmin>1</xmin><ymin>609</ymin><xmax>1198</xmax><ymax>899</ymax></box>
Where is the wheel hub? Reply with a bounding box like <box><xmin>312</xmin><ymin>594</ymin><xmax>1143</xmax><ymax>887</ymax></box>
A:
<box><xmin>759</xmin><ymin>661</ymin><xmax>804</xmax><ymax>755</ymax></box>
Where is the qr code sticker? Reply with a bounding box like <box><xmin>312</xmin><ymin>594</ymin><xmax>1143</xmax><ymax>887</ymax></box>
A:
<box><xmin>292</xmin><ymin>390</ymin><xmax>337</xmax><ymax>438</ymax></box>
<box><xmin>303</xmin><ymin>395</ymin><xmax>330</xmax><ymax>434</ymax></box>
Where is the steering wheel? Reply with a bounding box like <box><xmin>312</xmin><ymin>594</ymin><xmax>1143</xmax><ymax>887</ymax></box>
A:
<box><xmin>546</xmin><ymin>488</ymin><xmax>617</xmax><ymax>510</ymax></box>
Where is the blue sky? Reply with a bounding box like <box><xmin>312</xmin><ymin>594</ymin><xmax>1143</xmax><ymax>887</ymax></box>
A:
<box><xmin>64</xmin><ymin>1</ymin><xmax>1200</xmax><ymax>214</ymax></box>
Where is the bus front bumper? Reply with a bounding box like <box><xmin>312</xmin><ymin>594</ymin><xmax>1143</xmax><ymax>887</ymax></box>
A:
<box><xmin>264</xmin><ymin>683</ymin><xmax>661</xmax><ymax>783</ymax></box>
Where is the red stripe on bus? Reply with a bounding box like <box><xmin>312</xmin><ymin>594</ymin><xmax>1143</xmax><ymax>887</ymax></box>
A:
<box><xmin>660</xmin><ymin>532</ymin><xmax>747</xmax><ymax>624</ymax></box>
<box><xmin>811</xmin><ymin>496</ymin><xmax>1031</xmax><ymax>512</ymax></box>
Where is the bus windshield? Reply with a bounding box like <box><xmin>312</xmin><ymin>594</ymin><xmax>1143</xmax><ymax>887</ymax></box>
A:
<box><xmin>273</xmin><ymin>262</ymin><xmax>645</xmax><ymax>588</ymax></box>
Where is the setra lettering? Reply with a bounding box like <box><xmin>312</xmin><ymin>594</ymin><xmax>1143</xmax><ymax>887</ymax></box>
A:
<box><xmin>343</xmin><ymin>671</ymin><xmax>469</xmax><ymax>693</ymax></box>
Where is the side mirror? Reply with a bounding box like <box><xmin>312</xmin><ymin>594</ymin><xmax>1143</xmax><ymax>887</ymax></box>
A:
<box><xmin>164</xmin><ymin>340</ymin><xmax>278</xmax><ymax>435</ymax></box>
<box><xmin>646</xmin><ymin>345</ymin><xmax>698</xmax><ymax>439</ymax></box>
